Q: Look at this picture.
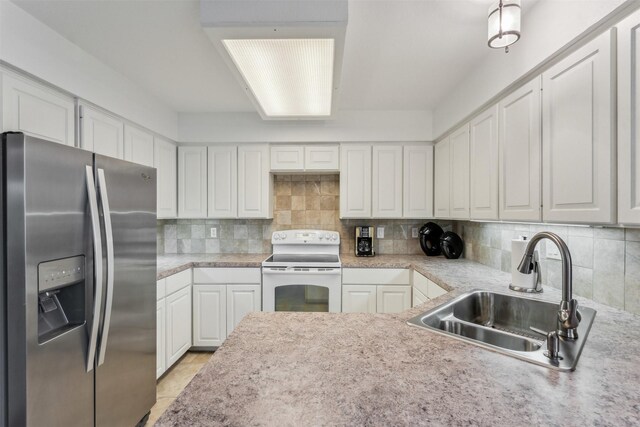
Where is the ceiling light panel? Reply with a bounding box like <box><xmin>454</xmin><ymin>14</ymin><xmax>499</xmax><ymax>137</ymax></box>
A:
<box><xmin>223</xmin><ymin>38</ymin><xmax>335</xmax><ymax>117</ymax></box>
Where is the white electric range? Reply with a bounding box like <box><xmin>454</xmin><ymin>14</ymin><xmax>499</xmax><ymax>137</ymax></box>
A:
<box><xmin>262</xmin><ymin>229</ymin><xmax>341</xmax><ymax>312</ymax></box>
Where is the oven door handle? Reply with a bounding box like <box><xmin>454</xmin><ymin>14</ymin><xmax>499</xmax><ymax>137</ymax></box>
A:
<box><xmin>262</xmin><ymin>268</ymin><xmax>341</xmax><ymax>275</ymax></box>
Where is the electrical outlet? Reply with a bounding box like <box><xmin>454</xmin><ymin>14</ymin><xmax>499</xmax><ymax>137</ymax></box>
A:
<box><xmin>546</xmin><ymin>241</ymin><xmax>561</xmax><ymax>260</ymax></box>
<box><xmin>377</xmin><ymin>226</ymin><xmax>385</xmax><ymax>239</ymax></box>
<box><xmin>210</xmin><ymin>227</ymin><xmax>217</xmax><ymax>238</ymax></box>
<box><xmin>412</xmin><ymin>227</ymin><xmax>419</xmax><ymax>238</ymax></box>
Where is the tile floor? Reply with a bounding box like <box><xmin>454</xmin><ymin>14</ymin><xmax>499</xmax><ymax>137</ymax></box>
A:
<box><xmin>148</xmin><ymin>351</ymin><xmax>214</xmax><ymax>425</ymax></box>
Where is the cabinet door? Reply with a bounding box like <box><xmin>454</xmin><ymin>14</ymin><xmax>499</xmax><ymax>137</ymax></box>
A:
<box><xmin>165</xmin><ymin>286</ymin><xmax>192</xmax><ymax>367</ymax></box>
<box><xmin>1</xmin><ymin>73</ymin><xmax>74</xmax><ymax>146</ymax></box>
<box><xmin>542</xmin><ymin>30</ymin><xmax>615</xmax><ymax>224</ymax></box>
<box><xmin>305</xmin><ymin>145</ymin><xmax>339</xmax><ymax>171</ymax></box>
<box><xmin>376</xmin><ymin>285</ymin><xmax>411</xmax><ymax>314</ymax></box>
<box><xmin>155</xmin><ymin>137</ymin><xmax>177</xmax><ymax>218</ymax></box>
<box><xmin>618</xmin><ymin>12</ymin><xmax>640</xmax><ymax>224</ymax></box>
<box><xmin>470</xmin><ymin>106</ymin><xmax>499</xmax><ymax>220</ymax></box>
<box><xmin>208</xmin><ymin>146</ymin><xmax>237</xmax><ymax>218</ymax></box>
<box><xmin>226</xmin><ymin>285</ymin><xmax>261</xmax><ymax>335</ymax></box>
<box><xmin>156</xmin><ymin>299</ymin><xmax>166</xmax><ymax>379</ymax></box>
<box><xmin>412</xmin><ymin>287</ymin><xmax>428</xmax><ymax>308</ymax></box>
<box><xmin>270</xmin><ymin>146</ymin><xmax>304</xmax><ymax>171</ymax></box>
<box><xmin>124</xmin><ymin>125</ymin><xmax>154</xmax><ymax>167</ymax></box>
<box><xmin>178</xmin><ymin>146</ymin><xmax>208</xmax><ymax>218</ymax></box>
<box><xmin>79</xmin><ymin>104</ymin><xmax>124</xmax><ymax>158</ymax></box>
<box><xmin>340</xmin><ymin>144</ymin><xmax>372</xmax><ymax>218</ymax></box>
<box><xmin>342</xmin><ymin>285</ymin><xmax>377</xmax><ymax>313</ymax></box>
<box><xmin>372</xmin><ymin>145</ymin><xmax>403</xmax><ymax>218</ymax></box>
<box><xmin>499</xmin><ymin>77</ymin><xmax>542</xmax><ymax>222</ymax></box>
<box><xmin>403</xmin><ymin>145</ymin><xmax>434</xmax><ymax>218</ymax></box>
<box><xmin>238</xmin><ymin>145</ymin><xmax>271</xmax><ymax>218</ymax></box>
<box><xmin>193</xmin><ymin>285</ymin><xmax>227</xmax><ymax>347</ymax></box>
<box><xmin>450</xmin><ymin>124</ymin><xmax>470</xmax><ymax>219</ymax></box>
<box><xmin>434</xmin><ymin>138</ymin><xmax>451</xmax><ymax>218</ymax></box>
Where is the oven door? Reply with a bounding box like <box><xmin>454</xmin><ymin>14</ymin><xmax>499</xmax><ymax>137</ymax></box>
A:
<box><xmin>262</xmin><ymin>267</ymin><xmax>341</xmax><ymax>313</ymax></box>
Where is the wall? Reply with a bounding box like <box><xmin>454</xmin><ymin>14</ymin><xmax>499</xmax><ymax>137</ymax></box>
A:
<box><xmin>158</xmin><ymin>174</ymin><xmax>449</xmax><ymax>255</ymax></box>
<box><xmin>455</xmin><ymin>221</ymin><xmax>640</xmax><ymax>315</ymax></box>
<box><xmin>432</xmin><ymin>0</ymin><xmax>630</xmax><ymax>139</ymax></box>
<box><xmin>0</xmin><ymin>1</ymin><xmax>178</xmax><ymax>140</ymax></box>
<box><xmin>177</xmin><ymin>110</ymin><xmax>433</xmax><ymax>143</ymax></box>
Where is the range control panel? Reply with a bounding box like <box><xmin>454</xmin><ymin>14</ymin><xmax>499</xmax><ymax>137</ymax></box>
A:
<box><xmin>38</xmin><ymin>255</ymin><xmax>85</xmax><ymax>293</ymax></box>
<box><xmin>272</xmin><ymin>229</ymin><xmax>340</xmax><ymax>244</ymax></box>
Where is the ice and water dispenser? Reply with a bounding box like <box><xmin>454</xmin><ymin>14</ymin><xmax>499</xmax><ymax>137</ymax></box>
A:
<box><xmin>37</xmin><ymin>255</ymin><xmax>86</xmax><ymax>343</ymax></box>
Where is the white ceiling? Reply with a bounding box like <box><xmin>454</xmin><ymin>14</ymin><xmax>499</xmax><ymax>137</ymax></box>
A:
<box><xmin>11</xmin><ymin>0</ymin><xmax>539</xmax><ymax>115</ymax></box>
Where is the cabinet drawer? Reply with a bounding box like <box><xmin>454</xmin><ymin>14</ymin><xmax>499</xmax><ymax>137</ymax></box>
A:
<box><xmin>342</xmin><ymin>268</ymin><xmax>410</xmax><ymax>285</ymax></box>
<box><xmin>157</xmin><ymin>278</ymin><xmax>166</xmax><ymax>301</ymax></box>
<box><xmin>193</xmin><ymin>267</ymin><xmax>261</xmax><ymax>284</ymax></box>
<box><xmin>165</xmin><ymin>269</ymin><xmax>192</xmax><ymax>295</ymax></box>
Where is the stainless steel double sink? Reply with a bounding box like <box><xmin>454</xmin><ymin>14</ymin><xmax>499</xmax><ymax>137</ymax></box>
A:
<box><xmin>408</xmin><ymin>290</ymin><xmax>596</xmax><ymax>371</ymax></box>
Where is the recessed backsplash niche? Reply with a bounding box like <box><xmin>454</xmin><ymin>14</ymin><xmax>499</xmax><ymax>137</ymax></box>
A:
<box><xmin>157</xmin><ymin>174</ymin><xmax>448</xmax><ymax>256</ymax></box>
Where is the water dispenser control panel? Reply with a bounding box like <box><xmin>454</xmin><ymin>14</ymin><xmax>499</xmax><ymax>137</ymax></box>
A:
<box><xmin>38</xmin><ymin>255</ymin><xmax>85</xmax><ymax>293</ymax></box>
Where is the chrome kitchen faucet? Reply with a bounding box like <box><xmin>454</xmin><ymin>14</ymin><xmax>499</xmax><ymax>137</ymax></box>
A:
<box><xmin>517</xmin><ymin>232</ymin><xmax>580</xmax><ymax>342</ymax></box>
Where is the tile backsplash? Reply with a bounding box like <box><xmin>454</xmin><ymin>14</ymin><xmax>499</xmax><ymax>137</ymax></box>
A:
<box><xmin>455</xmin><ymin>221</ymin><xmax>640</xmax><ymax>315</ymax></box>
<box><xmin>157</xmin><ymin>174</ymin><xmax>449</xmax><ymax>256</ymax></box>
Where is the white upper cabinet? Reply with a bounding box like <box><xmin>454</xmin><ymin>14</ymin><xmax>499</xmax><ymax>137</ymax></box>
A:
<box><xmin>270</xmin><ymin>146</ymin><xmax>304</xmax><ymax>171</ymax></box>
<box><xmin>372</xmin><ymin>145</ymin><xmax>403</xmax><ymax>218</ymax></box>
<box><xmin>434</xmin><ymin>138</ymin><xmax>451</xmax><ymax>218</ymax></box>
<box><xmin>305</xmin><ymin>145</ymin><xmax>339</xmax><ymax>170</ymax></box>
<box><xmin>449</xmin><ymin>124</ymin><xmax>470</xmax><ymax>219</ymax></box>
<box><xmin>238</xmin><ymin>145</ymin><xmax>272</xmax><ymax>218</ymax></box>
<box><xmin>340</xmin><ymin>144</ymin><xmax>372</xmax><ymax>218</ymax></box>
<box><xmin>208</xmin><ymin>146</ymin><xmax>238</xmax><ymax>218</ymax></box>
<box><xmin>403</xmin><ymin>145</ymin><xmax>434</xmax><ymax>218</ymax></box>
<box><xmin>618</xmin><ymin>12</ymin><xmax>640</xmax><ymax>225</ymax></box>
<box><xmin>470</xmin><ymin>105</ymin><xmax>499</xmax><ymax>220</ymax></box>
<box><xmin>542</xmin><ymin>30</ymin><xmax>615</xmax><ymax>224</ymax></box>
<box><xmin>270</xmin><ymin>145</ymin><xmax>339</xmax><ymax>171</ymax></box>
<box><xmin>124</xmin><ymin>125</ymin><xmax>154</xmax><ymax>167</ymax></box>
<box><xmin>79</xmin><ymin>104</ymin><xmax>124</xmax><ymax>159</ymax></box>
<box><xmin>155</xmin><ymin>137</ymin><xmax>177</xmax><ymax>218</ymax></box>
<box><xmin>499</xmin><ymin>77</ymin><xmax>542</xmax><ymax>222</ymax></box>
<box><xmin>1</xmin><ymin>73</ymin><xmax>74</xmax><ymax>146</ymax></box>
<box><xmin>178</xmin><ymin>146</ymin><xmax>208</xmax><ymax>218</ymax></box>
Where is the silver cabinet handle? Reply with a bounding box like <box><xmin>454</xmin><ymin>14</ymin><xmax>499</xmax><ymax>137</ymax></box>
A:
<box><xmin>86</xmin><ymin>165</ymin><xmax>103</xmax><ymax>373</ymax></box>
<box><xmin>97</xmin><ymin>168</ymin><xmax>114</xmax><ymax>366</ymax></box>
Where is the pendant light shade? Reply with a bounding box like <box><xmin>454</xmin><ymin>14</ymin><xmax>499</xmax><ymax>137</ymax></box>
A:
<box><xmin>488</xmin><ymin>0</ymin><xmax>521</xmax><ymax>51</ymax></box>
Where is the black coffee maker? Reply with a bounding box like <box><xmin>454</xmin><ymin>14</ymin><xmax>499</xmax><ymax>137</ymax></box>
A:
<box><xmin>355</xmin><ymin>226</ymin><xmax>375</xmax><ymax>257</ymax></box>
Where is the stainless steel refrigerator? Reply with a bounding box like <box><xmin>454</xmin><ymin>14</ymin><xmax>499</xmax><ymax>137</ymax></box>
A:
<box><xmin>0</xmin><ymin>133</ymin><xmax>157</xmax><ymax>426</ymax></box>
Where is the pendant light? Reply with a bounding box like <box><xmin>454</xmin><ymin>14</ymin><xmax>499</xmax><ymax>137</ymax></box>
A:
<box><xmin>488</xmin><ymin>0</ymin><xmax>521</xmax><ymax>53</ymax></box>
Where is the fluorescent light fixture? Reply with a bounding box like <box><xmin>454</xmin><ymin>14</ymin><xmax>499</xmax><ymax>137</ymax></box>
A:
<box><xmin>222</xmin><ymin>38</ymin><xmax>335</xmax><ymax>117</ymax></box>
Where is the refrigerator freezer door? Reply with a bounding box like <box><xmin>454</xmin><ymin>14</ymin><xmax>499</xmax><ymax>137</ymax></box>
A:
<box><xmin>3</xmin><ymin>134</ymin><xmax>95</xmax><ymax>426</ymax></box>
<box><xmin>94</xmin><ymin>155</ymin><xmax>157</xmax><ymax>427</ymax></box>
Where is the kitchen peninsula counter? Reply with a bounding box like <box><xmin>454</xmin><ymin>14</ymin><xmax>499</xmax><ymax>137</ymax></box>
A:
<box><xmin>155</xmin><ymin>255</ymin><xmax>640</xmax><ymax>426</ymax></box>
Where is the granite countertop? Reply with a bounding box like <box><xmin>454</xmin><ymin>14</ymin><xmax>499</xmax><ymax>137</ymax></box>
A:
<box><xmin>156</xmin><ymin>255</ymin><xmax>640</xmax><ymax>426</ymax></box>
<box><xmin>157</xmin><ymin>254</ymin><xmax>270</xmax><ymax>280</ymax></box>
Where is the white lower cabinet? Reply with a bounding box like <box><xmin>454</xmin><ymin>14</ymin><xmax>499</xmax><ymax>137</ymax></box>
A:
<box><xmin>156</xmin><ymin>298</ymin><xmax>166</xmax><ymax>379</ymax></box>
<box><xmin>411</xmin><ymin>270</ymin><xmax>447</xmax><ymax>308</ymax></box>
<box><xmin>342</xmin><ymin>285</ymin><xmax>377</xmax><ymax>313</ymax></box>
<box><xmin>192</xmin><ymin>268</ymin><xmax>262</xmax><ymax>348</ymax></box>
<box><xmin>226</xmin><ymin>285</ymin><xmax>261</xmax><ymax>334</ymax></box>
<box><xmin>193</xmin><ymin>285</ymin><xmax>227</xmax><ymax>347</ymax></box>
<box><xmin>377</xmin><ymin>286</ymin><xmax>411</xmax><ymax>314</ymax></box>
<box><xmin>165</xmin><ymin>285</ymin><xmax>192</xmax><ymax>367</ymax></box>
<box><xmin>341</xmin><ymin>268</ymin><xmax>412</xmax><ymax>314</ymax></box>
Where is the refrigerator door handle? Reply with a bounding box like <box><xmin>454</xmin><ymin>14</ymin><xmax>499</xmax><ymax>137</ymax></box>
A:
<box><xmin>86</xmin><ymin>165</ymin><xmax>104</xmax><ymax>373</ymax></box>
<box><xmin>97</xmin><ymin>168</ymin><xmax>114</xmax><ymax>366</ymax></box>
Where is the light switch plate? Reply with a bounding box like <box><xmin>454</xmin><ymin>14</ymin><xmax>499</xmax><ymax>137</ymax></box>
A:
<box><xmin>377</xmin><ymin>226</ymin><xmax>384</xmax><ymax>239</ymax></box>
<box><xmin>412</xmin><ymin>227</ymin><xmax>419</xmax><ymax>238</ymax></box>
<box><xmin>210</xmin><ymin>227</ymin><xmax>217</xmax><ymax>238</ymax></box>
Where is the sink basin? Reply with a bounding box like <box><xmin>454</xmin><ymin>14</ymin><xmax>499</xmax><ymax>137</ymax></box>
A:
<box><xmin>408</xmin><ymin>290</ymin><xmax>596</xmax><ymax>371</ymax></box>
